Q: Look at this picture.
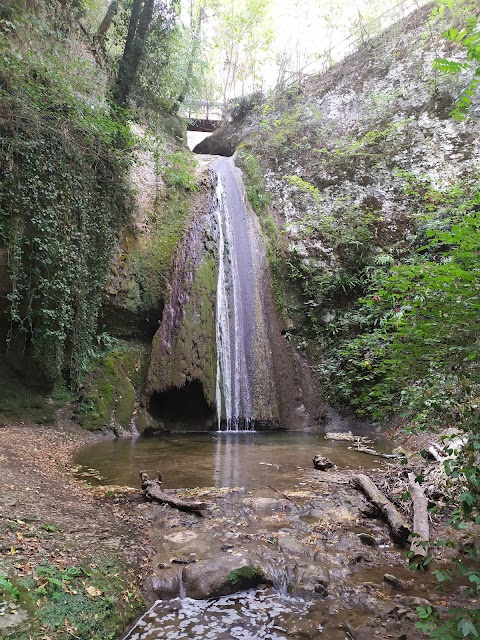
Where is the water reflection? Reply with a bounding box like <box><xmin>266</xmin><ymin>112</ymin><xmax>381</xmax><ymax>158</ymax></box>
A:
<box><xmin>74</xmin><ymin>432</ymin><xmax>390</xmax><ymax>491</ymax></box>
<box><xmin>214</xmin><ymin>433</ymin><xmax>256</xmax><ymax>487</ymax></box>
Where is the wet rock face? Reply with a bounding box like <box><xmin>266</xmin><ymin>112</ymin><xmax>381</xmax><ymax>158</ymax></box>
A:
<box><xmin>138</xmin><ymin>180</ymin><xmax>218</xmax><ymax>433</ymax></box>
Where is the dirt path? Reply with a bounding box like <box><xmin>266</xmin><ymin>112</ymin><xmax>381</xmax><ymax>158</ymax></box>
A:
<box><xmin>0</xmin><ymin>415</ymin><xmax>151</xmax><ymax>639</ymax></box>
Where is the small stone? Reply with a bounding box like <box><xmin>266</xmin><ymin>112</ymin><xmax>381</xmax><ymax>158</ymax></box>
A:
<box><xmin>398</xmin><ymin>596</ymin><xmax>433</xmax><ymax>609</ymax></box>
<box><xmin>241</xmin><ymin>497</ymin><xmax>285</xmax><ymax>511</ymax></box>
<box><xmin>277</xmin><ymin>536</ymin><xmax>308</xmax><ymax>556</ymax></box>
<box><xmin>357</xmin><ymin>532</ymin><xmax>377</xmax><ymax>546</ymax></box>
<box><xmin>383</xmin><ymin>573</ymin><xmax>405</xmax><ymax>590</ymax></box>
<box><xmin>314</xmin><ymin>583</ymin><xmax>328</xmax><ymax>596</ymax></box>
<box><xmin>313</xmin><ymin>455</ymin><xmax>336</xmax><ymax>471</ymax></box>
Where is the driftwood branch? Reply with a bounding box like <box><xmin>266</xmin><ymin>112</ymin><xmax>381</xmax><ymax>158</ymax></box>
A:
<box><xmin>139</xmin><ymin>472</ymin><xmax>207</xmax><ymax>513</ymax></box>
<box><xmin>348</xmin><ymin>445</ymin><xmax>398</xmax><ymax>459</ymax></box>
<box><xmin>427</xmin><ymin>445</ymin><xmax>445</xmax><ymax>462</ymax></box>
<box><xmin>353</xmin><ymin>473</ymin><xmax>411</xmax><ymax>543</ymax></box>
<box><xmin>408</xmin><ymin>472</ymin><xmax>429</xmax><ymax>559</ymax></box>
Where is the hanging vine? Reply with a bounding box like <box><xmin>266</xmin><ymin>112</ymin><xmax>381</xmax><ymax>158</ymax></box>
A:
<box><xmin>0</xmin><ymin>45</ymin><xmax>135</xmax><ymax>387</ymax></box>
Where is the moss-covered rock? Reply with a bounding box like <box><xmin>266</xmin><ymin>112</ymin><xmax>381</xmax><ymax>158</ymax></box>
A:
<box><xmin>77</xmin><ymin>342</ymin><xmax>150</xmax><ymax>432</ymax></box>
<box><xmin>138</xmin><ymin>178</ymin><xmax>218</xmax><ymax>432</ymax></box>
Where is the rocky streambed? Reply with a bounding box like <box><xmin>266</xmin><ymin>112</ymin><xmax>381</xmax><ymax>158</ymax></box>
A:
<box><xmin>105</xmin><ymin>434</ymin><xmax>468</xmax><ymax>640</ymax></box>
<box><xmin>2</xmin><ymin>424</ymin><xmax>474</xmax><ymax>640</ymax></box>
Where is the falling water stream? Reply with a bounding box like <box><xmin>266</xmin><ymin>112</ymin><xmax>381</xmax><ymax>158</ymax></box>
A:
<box><xmin>212</xmin><ymin>157</ymin><xmax>277</xmax><ymax>431</ymax></box>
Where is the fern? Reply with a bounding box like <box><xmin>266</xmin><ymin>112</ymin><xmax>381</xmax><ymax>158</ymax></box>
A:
<box><xmin>433</xmin><ymin>58</ymin><xmax>469</xmax><ymax>73</ymax></box>
<box><xmin>434</xmin><ymin>23</ymin><xmax>480</xmax><ymax>119</ymax></box>
<box><xmin>0</xmin><ymin>574</ymin><xmax>20</xmax><ymax>601</ymax></box>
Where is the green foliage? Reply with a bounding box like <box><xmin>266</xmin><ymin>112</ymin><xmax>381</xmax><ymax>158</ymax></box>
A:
<box><xmin>260</xmin><ymin>104</ymin><xmax>305</xmax><ymax>155</ymax></box>
<box><xmin>0</xmin><ymin>573</ymin><xmax>20</xmax><ymax>601</ymax></box>
<box><xmin>29</xmin><ymin>559</ymin><xmax>143</xmax><ymax>640</ymax></box>
<box><xmin>0</xmin><ymin>25</ymin><xmax>134</xmax><ymax>387</ymax></box>
<box><xmin>161</xmin><ymin>150</ymin><xmax>198</xmax><ymax>191</ymax></box>
<box><xmin>283</xmin><ymin>175</ymin><xmax>322</xmax><ymax>203</ymax></box>
<box><xmin>239</xmin><ymin>150</ymin><xmax>272</xmax><ymax>213</ymax></box>
<box><xmin>318</xmin><ymin>176</ymin><xmax>479</xmax><ymax>422</ymax></box>
<box><xmin>334</xmin><ymin>119</ymin><xmax>412</xmax><ymax>157</ymax></box>
<box><xmin>283</xmin><ymin>194</ymin><xmax>381</xmax><ymax>344</ymax></box>
<box><xmin>433</xmin><ymin>23</ymin><xmax>480</xmax><ymax>119</ymax></box>
<box><xmin>416</xmin><ymin>603</ymin><xmax>480</xmax><ymax>638</ymax></box>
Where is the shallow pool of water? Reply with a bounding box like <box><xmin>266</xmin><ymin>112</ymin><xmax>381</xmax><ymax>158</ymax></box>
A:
<box><xmin>74</xmin><ymin>432</ymin><xmax>390</xmax><ymax>490</ymax></box>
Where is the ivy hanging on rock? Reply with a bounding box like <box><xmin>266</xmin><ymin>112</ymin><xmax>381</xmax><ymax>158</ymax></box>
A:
<box><xmin>0</xmin><ymin>45</ymin><xmax>134</xmax><ymax>387</ymax></box>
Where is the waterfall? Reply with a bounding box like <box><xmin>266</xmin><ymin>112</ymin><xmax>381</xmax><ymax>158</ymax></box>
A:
<box><xmin>214</xmin><ymin>167</ymin><xmax>253</xmax><ymax>431</ymax></box>
<box><xmin>213</xmin><ymin>157</ymin><xmax>278</xmax><ymax>432</ymax></box>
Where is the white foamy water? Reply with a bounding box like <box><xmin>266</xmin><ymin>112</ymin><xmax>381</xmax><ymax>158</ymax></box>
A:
<box><xmin>213</xmin><ymin>166</ymin><xmax>254</xmax><ymax>431</ymax></box>
<box><xmin>123</xmin><ymin>590</ymin><xmax>314</xmax><ymax>640</ymax></box>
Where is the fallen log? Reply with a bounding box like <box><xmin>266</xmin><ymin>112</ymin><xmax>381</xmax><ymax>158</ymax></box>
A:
<box><xmin>353</xmin><ymin>473</ymin><xmax>411</xmax><ymax>544</ymax></box>
<box><xmin>408</xmin><ymin>472</ymin><xmax>429</xmax><ymax>560</ymax></box>
<box><xmin>140</xmin><ymin>472</ymin><xmax>208</xmax><ymax>513</ymax></box>
<box><xmin>348</xmin><ymin>445</ymin><xmax>398</xmax><ymax>459</ymax></box>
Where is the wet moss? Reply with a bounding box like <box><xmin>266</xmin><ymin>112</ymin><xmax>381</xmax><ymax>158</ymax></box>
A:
<box><xmin>226</xmin><ymin>566</ymin><xmax>265</xmax><ymax>587</ymax></box>
<box><xmin>77</xmin><ymin>342</ymin><xmax>149</xmax><ymax>431</ymax></box>
<box><xmin>0</xmin><ymin>361</ymin><xmax>72</xmax><ymax>426</ymax></box>
<box><xmin>160</xmin><ymin>254</ymin><xmax>217</xmax><ymax>409</ymax></box>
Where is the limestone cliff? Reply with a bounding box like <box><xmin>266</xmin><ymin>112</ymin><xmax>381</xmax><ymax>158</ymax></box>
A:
<box><xmin>137</xmin><ymin>174</ymin><xmax>218</xmax><ymax>432</ymax></box>
<box><xmin>194</xmin><ymin>2</ymin><xmax>480</xmax><ymax>423</ymax></box>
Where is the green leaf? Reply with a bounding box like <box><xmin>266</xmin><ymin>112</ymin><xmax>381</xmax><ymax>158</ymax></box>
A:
<box><xmin>457</xmin><ymin>616</ymin><xmax>479</xmax><ymax>637</ymax></box>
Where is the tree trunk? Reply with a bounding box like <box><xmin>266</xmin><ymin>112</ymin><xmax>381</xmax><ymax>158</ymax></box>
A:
<box><xmin>353</xmin><ymin>473</ymin><xmax>411</xmax><ymax>544</ymax></box>
<box><xmin>173</xmin><ymin>6</ymin><xmax>204</xmax><ymax>113</ymax></box>
<box><xmin>97</xmin><ymin>0</ymin><xmax>119</xmax><ymax>46</ymax></box>
<box><xmin>140</xmin><ymin>472</ymin><xmax>208</xmax><ymax>513</ymax></box>
<box><xmin>408</xmin><ymin>472</ymin><xmax>429</xmax><ymax>560</ymax></box>
<box><xmin>112</xmin><ymin>0</ymin><xmax>154</xmax><ymax>108</ymax></box>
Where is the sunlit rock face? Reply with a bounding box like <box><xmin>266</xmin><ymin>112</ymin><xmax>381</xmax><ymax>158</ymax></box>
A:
<box><xmin>199</xmin><ymin>4</ymin><xmax>479</xmax><ymax>282</ymax></box>
<box><xmin>188</xmin><ymin>4</ymin><xmax>479</xmax><ymax>431</ymax></box>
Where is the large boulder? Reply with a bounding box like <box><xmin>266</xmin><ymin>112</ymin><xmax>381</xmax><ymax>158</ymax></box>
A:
<box><xmin>182</xmin><ymin>558</ymin><xmax>267</xmax><ymax>600</ymax></box>
<box><xmin>193</xmin><ymin>132</ymin><xmax>237</xmax><ymax>156</ymax></box>
<box><xmin>152</xmin><ymin>566</ymin><xmax>183</xmax><ymax>599</ymax></box>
